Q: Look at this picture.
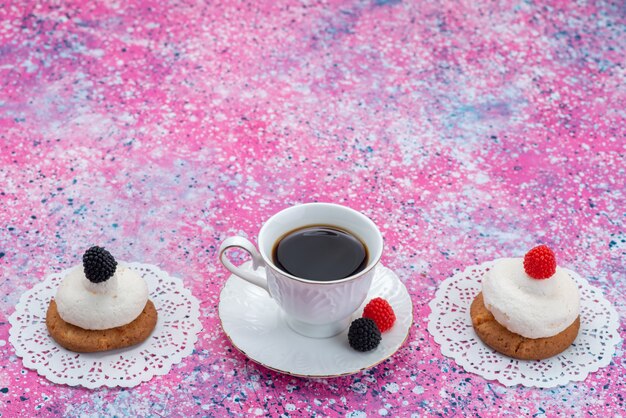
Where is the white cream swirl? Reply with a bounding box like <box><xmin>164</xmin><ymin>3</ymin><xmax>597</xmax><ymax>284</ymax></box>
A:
<box><xmin>55</xmin><ymin>264</ymin><xmax>149</xmax><ymax>330</ymax></box>
<box><xmin>482</xmin><ymin>258</ymin><xmax>580</xmax><ymax>339</ymax></box>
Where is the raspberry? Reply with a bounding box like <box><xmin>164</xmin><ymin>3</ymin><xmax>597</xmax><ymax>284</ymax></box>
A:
<box><xmin>362</xmin><ymin>297</ymin><xmax>396</xmax><ymax>332</ymax></box>
<box><xmin>523</xmin><ymin>245</ymin><xmax>556</xmax><ymax>280</ymax></box>
<box><xmin>83</xmin><ymin>246</ymin><xmax>117</xmax><ymax>283</ymax></box>
<box><xmin>348</xmin><ymin>318</ymin><xmax>381</xmax><ymax>352</ymax></box>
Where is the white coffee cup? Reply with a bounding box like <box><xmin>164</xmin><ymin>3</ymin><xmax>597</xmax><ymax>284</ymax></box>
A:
<box><xmin>219</xmin><ymin>203</ymin><xmax>383</xmax><ymax>338</ymax></box>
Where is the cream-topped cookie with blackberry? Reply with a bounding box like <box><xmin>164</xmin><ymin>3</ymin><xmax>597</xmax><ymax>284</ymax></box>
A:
<box><xmin>46</xmin><ymin>246</ymin><xmax>157</xmax><ymax>352</ymax></box>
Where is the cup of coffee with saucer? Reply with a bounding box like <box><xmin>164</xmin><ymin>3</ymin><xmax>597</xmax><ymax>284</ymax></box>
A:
<box><xmin>219</xmin><ymin>202</ymin><xmax>383</xmax><ymax>338</ymax></box>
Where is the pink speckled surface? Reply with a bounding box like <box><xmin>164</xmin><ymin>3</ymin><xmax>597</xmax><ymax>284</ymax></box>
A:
<box><xmin>1</xmin><ymin>0</ymin><xmax>625</xmax><ymax>416</ymax></box>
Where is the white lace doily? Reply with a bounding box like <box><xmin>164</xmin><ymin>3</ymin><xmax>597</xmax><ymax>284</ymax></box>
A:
<box><xmin>8</xmin><ymin>262</ymin><xmax>202</xmax><ymax>388</ymax></box>
<box><xmin>428</xmin><ymin>260</ymin><xmax>621</xmax><ymax>388</ymax></box>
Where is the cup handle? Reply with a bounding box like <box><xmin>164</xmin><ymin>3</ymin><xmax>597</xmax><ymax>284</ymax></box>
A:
<box><xmin>219</xmin><ymin>236</ymin><xmax>270</xmax><ymax>295</ymax></box>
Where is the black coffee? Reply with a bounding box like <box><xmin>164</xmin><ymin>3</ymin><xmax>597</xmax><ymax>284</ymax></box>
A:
<box><xmin>272</xmin><ymin>225</ymin><xmax>368</xmax><ymax>282</ymax></box>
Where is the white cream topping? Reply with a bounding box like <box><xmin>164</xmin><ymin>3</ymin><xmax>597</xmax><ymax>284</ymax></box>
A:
<box><xmin>55</xmin><ymin>264</ymin><xmax>149</xmax><ymax>330</ymax></box>
<box><xmin>482</xmin><ymin>258</ymin><xmax>580</xmax><ymax>339</ymax></box>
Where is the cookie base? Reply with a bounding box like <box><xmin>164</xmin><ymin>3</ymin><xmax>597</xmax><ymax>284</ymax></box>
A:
<box><xmin>470</xmin><ymin>293</ymin><xmax>580</xmax><ymax>360</ymax></box>
<box><xmin>46</xmin><ymin>299</ymin><xmax>158</xmax><ymax>353</ymax></box>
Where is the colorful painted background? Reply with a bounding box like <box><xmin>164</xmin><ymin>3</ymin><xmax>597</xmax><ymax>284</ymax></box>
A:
<box><xmin>1</xmin><ymin>0</ymin><xmax>624</xmax><ymax>416</ymax></box>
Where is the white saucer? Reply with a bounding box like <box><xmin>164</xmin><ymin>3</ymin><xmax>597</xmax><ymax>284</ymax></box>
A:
<box><xmin>218</xmin><ymin>262</ymin><xmax>412</xmax><ymax>377</ymax></box>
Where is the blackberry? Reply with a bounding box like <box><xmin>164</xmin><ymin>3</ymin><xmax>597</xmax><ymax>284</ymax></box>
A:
<box><xmin>83</xmin><ymin>246</ymin><xmax>117</xmax><ymax>283</ymax></box>
<box><xmin>348</xmin><ymin>318</ymin><xmax>381</xmax><ymax>352</ymax></box>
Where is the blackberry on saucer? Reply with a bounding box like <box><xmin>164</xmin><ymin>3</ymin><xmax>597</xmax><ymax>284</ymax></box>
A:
<box><xmin>348</xmin><ymin>318</ymin><xmax>381</xmax><ymax>352</ymax></box>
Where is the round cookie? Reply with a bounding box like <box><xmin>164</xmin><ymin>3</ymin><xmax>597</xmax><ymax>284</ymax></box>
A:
<box><xmin>470</xmin><ymin>292</ymin><xmax>580</xmax><ymax>360</ymax></box>
<box><xmin>46</xmin><ymin>299</ymin><xmax>157</xmax><ymax>353</ymax></box>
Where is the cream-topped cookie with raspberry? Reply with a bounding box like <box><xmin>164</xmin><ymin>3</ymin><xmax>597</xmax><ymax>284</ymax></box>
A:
<box><xmin>471</xmin><ymin>245</ymin><xmax>581</xmax><ymax>360</ymax></box>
